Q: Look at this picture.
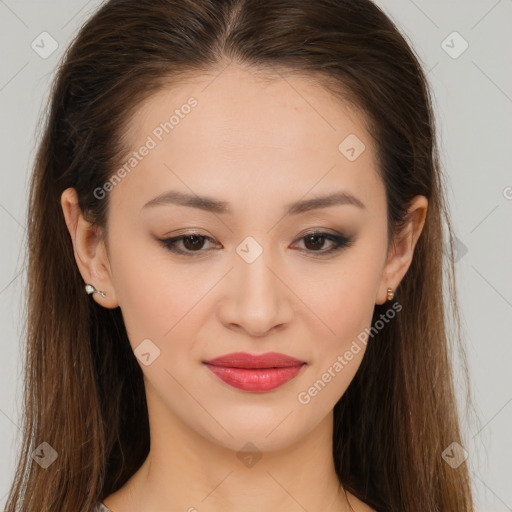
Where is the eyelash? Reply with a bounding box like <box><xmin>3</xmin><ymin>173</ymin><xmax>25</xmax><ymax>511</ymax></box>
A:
<box><xmin>158</xmin><ymin>230</ymin><xmax>353</xmax><ymax>257</ymax></box>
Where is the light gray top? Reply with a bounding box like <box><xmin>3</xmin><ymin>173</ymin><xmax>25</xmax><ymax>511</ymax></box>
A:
<box><xmin>95</xmin><ymin>504</ymin><xmax>112</xmax><ymax>512</ymax></box>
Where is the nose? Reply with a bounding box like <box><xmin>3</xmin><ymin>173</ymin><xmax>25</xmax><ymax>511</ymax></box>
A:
<box><xmin>216</xmin><ymin>243</ymin><xmax>294</xmax><ymax>337</ymax></box>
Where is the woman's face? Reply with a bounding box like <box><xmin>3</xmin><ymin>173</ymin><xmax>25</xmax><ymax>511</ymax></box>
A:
<box><xmin>85</xmin><ymin>64</ymin><xmax>407</xmax><ymax>452</ymax></box>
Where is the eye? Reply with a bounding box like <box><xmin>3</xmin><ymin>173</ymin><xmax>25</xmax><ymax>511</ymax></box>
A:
<box><xmin>159</xmin><ymin>233</ymin><xmax>219</xmax><ymax>255</ymax></box>
<box><xmin>158</xmin><ymin>230</ymin><xmax>353</xmax><ymax>257</ymax></box>
<box><xmin>292</xmin><ymin>230</ymin><xmax>353</xmax><ymax>255</ymax></box>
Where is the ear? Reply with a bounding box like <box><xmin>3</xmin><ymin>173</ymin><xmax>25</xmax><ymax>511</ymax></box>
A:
<box><xmin>60</xmin><ymin>187</ymin><xmax>119</xmax><ymax>309</ymax></box>
<box><xmin>376</xmin><ymin>195</ymin><xmax>428</xmax><ymax>305</ymax></box>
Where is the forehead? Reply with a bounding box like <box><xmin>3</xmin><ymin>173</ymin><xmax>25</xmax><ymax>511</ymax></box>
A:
<box><xmin>112</xmin><ymin>64</ymin><xmax>383</xmax><ymax>213</ymax></box>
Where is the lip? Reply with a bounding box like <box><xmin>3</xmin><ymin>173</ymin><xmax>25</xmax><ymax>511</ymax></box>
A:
<box><xmin>203</xmin><ymin>352</ymin><xmax>306</xmax><ymax>392</ymax></box>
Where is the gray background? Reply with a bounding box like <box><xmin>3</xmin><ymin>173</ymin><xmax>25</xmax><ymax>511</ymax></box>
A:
<box><xmin>1</xmin><ymin>0</ymin><xmax>511</xmax><ymax>510</ymax></box>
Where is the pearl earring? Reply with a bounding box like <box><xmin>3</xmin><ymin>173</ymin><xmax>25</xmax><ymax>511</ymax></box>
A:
<box><xmin>85</xmin><ymin>283</ymin><xmax>106</xmax><ymax>297</ymax></box>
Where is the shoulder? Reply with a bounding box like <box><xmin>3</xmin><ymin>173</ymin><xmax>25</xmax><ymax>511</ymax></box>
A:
<box><xmin>345</xmin><ymin>490</ymin><xmax>378</xmax><ymax>512</ymax></box>
<box><xmin>94</xmin><ymin>504</ymin><xmax>112</xmax><ymax>512</ymax></box>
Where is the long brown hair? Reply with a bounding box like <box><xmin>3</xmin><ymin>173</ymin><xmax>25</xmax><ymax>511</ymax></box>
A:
<box><xmin>7</xmin><ymin>0</ymin><xmax>475</xmax><ymax>510</ymax></box>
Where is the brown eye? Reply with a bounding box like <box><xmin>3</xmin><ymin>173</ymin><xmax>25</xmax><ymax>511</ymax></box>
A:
<box><xmin>303</xmin><ymin>233</ymin><xmax>327</xmax><ymax>251</ymax></box>
<box><xmin>159</xmin><ymin>233</ymin><xmax>218</xmax><ymax>255</ymax></box>
<box><xmin>294</xmin><ymin>231</ymin><xmax>353</xmax><ymax>255</ymax></box>
<box><xmin>182</xmin><ymin>234</ymin><xmax>207</xmax><ymax>251</ymax></box>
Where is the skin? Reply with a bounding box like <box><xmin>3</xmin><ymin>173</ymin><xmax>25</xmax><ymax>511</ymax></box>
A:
<box><xmin>61</xmin><ymin>62</ymin><xmax>427</xmax><ymax>512</ymax></box>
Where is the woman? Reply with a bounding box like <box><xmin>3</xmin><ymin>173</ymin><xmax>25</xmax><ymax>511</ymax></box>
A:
<box><xmin>6</xmin><ymin>0</ymin><xmax>475</xmax><ymax>511</ymax></box>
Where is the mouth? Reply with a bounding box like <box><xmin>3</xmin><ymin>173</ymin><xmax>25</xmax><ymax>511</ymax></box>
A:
<box><xmin>202</xmin><ymin>352</ymin><xmax>306</xmax><ymax>392</ymax></box>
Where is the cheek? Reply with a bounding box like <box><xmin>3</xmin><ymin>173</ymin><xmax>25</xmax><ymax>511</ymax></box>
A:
<box><xmin>294</xmin><ymin>269</ymin><xmax>379</xmax><ymax>412</ymax></box>
<box><xmin>300</xmin><ymin>254</ymin><xmax>382</xmax><ymax>383</ymax></box>
<box><xmin>109</xmin><ymin>232</ymin><xmax>202</xmax><ymax>349</ymax></box>
<box><xmin>309</xmin><ymin>259</ymin><xmax>381</xmax><ymax>335</ymax></box>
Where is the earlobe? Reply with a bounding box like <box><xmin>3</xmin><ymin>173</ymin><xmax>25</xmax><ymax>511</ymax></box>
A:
<box><xmin>60</xmin><ymin>187</ymin><xmax>119</xmax><ymax>309</ymax></box>
<box><xmin>376</xmin><ymin>195</ymin><xmax>428</xmax><ymax>305</ymax></box>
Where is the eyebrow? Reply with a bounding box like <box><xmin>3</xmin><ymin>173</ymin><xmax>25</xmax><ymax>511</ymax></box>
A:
<box><xmin>142</xmin><ymin>190</ymin><xmax>365</xmax><ymax>215</ymax></box>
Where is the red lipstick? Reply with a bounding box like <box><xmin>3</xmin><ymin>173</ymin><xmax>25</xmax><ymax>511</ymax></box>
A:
<box><xmin>203</xmin><ymin>352</ymin><xmax>306</xmax><ymax>392</ymax></box>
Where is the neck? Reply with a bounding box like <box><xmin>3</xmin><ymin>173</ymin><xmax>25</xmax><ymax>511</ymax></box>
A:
<box><xmin>105</xmin><ymin>384</ymin><xmax>354</xmax><ymax>512</ymax></box>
